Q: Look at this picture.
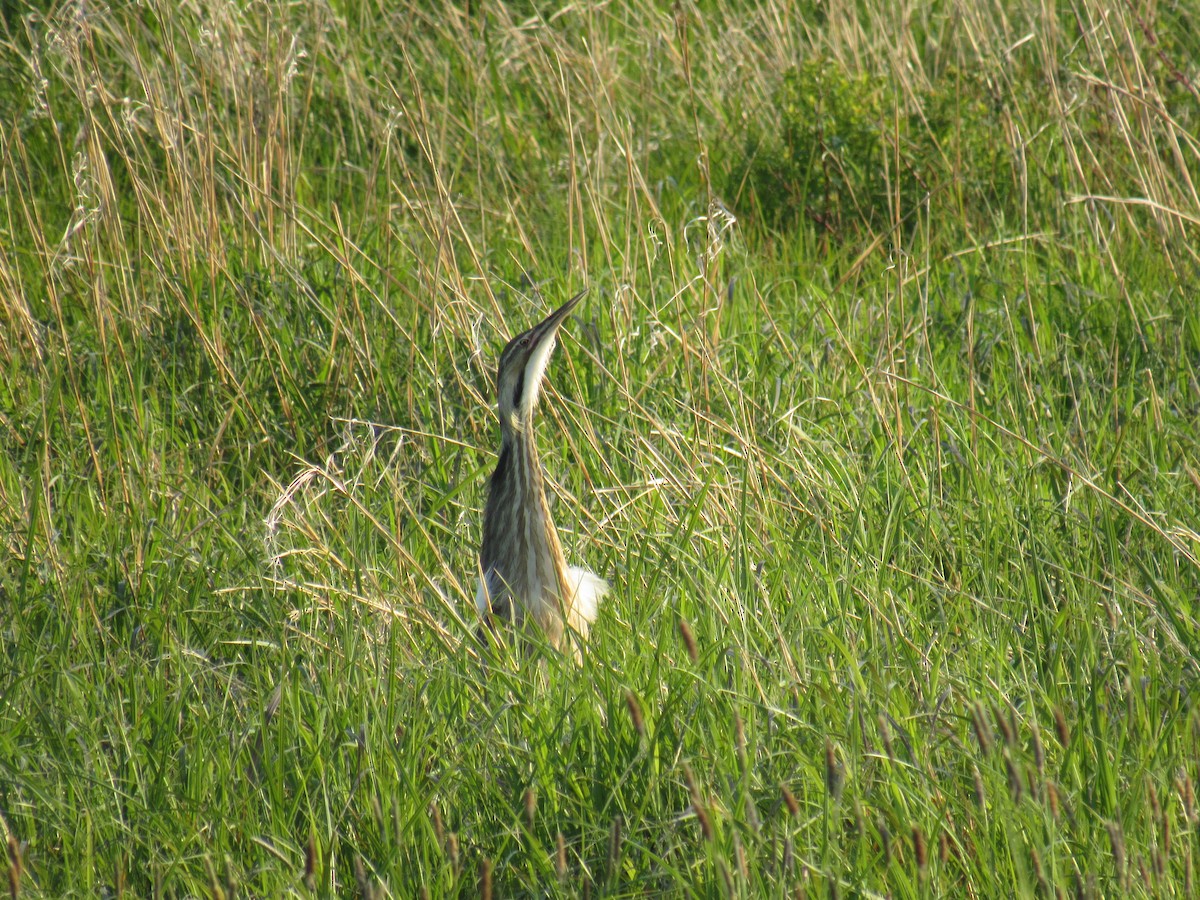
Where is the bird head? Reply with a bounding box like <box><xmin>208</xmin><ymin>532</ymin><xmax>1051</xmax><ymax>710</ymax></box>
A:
<box><xmin>495</xmin><ymin>289</ymin><xmax>586</xmax><ymax>429</ymax></box>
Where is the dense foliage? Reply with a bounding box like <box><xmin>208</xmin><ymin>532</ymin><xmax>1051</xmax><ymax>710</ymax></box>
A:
<box><xmin>1</xmin><ymin>0</ymin><xmax>1198</xmax><ymax>895</ymax></box>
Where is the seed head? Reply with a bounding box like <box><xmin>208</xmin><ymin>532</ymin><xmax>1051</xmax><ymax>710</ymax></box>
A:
<box><xmin>430</xmin><ymin>803</ymin><xmax>444</xmax><ymax>846</ymax></box>
<box><xmin>1053</xmin><ymin>706</ymin><xmax>1070</xmax><ymax>749</ymax></box>
<box><xmin>608</xmin><ymin>816</ymin><xmax>623</xmax><ymax>876</ymax></box>
<box><xmin>972</xmin><ymin>765</ymin><xmax>986</xmax><ymax>808</ymax></box>
<box><xmin>684</xmin><ymin>763</ymin><xmax>713</xmax><ymax>840</ymax></box>
<box><xmin>1180</xmin><ymin>770</ymin><xmax>1196</xmax><ymax>823</ymax></box>
<box><xmin>912</xmin><ymin>825</ymin><xmax>927</xmax><ymax>875</ymax></box>
<box><xmin>824</xmin><ymin>739</ymin><xmax>844</xmax><ymax>801</ymax></box>
<box><xmin>555</xmin><ymin>832</ymin><xmax>567</xmax><ymax>881</ymax></box>
<box><xmin>624</xmin><ymin>690</ymin><xmax>645</xmax><ymax>738</ymax></box>
<box><xmin>524</xmin><ymin>787</ymin><xmax>537</xmax><ymax>831</ymax></box>
<box><xmin>678</xmin><ymin>617</ymin><xmax>698</xmax><ymax>663</ymax></box>
<box><xmin>1161</xmin><ymin>810</ymin><xmax>1171</xmax><ymax>863</ymax></box>
<box><xmin>780</xmin><ymin>782</ymin><xmax>800</xmax><ymax>817</ymax></box>
<box><xmin>1107</xmin><ymin>821</ymin><xmax>1126</xmax><ymax>885</ymax></box>
<box><xmin>970</xmin><ymin>702</ymin><xmax>993</xmax><ymax>755</ymax></box>
<box><xmin>479</xmin><ymin>858</ymin><xmax>493</xmax><ymax>900</ymax></box>
<box><xmin>878</xmin><ymin>714</ymin><xmax>895</xmax><ymax>762</ymax></box>
<box><xmin>1031</xmin><ymin>847</ymin><xmax>1046</xmax><ymax>894</ymax></box>
<box><xmin>993</xmin><ymin>701</ymin><xmax>1015</xmax><ymax>747</ymax></box>
<box><xmin>1031</xmin><ymin>721</ymin><xmax>1045</xmax><ymax>776</ymax></box>
<box><xmin>352</xmin><ymin>857</ymin><xmax>369</xmax><ymax>900</ymax></box>
<box><xmin>8</xmin><ymin>836</ymin><xmax>22</xmax><ymax>899</ymax></box>
<box><xmin>1046</xmin><ymin>780</ymin><xmax>1060</xmax><ymax>820</ymax></box>
<box><xmin>1005</xmin><ymin>750</ymin><xmax>1024</xmax><ymax>802</ymax></box>
<box><xmin>304</xmin><ymin>833</ymin><xmax>316</xmax><ymax>890</ymax></box>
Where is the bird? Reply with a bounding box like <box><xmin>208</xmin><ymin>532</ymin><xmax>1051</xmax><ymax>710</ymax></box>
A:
<box><xmin>476</xmin><ymin>289</ymin><xmax>607</xmax><ymax>660</ymax></box>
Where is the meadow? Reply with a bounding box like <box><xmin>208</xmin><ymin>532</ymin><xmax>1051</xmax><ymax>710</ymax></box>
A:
<box><xmin>1</xmin><ymin>0</ymin><xmax>1199</xmax><ymax>895</ymax></box>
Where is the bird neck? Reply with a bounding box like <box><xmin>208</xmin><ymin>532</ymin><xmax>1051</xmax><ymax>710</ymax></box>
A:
<box><xmin>480</xmin><ymin>420</ymin><xmax>569</xmax><ymax>590</ymax></box>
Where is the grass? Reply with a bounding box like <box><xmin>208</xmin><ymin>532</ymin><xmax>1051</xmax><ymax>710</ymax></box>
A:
<box><xmin>1</xmin><ymin>0</ymin><xmax>1199</xmax><ymax>895</ymax></box>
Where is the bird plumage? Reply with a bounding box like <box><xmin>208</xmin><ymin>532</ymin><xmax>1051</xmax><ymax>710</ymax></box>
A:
<box><xmin>476</xmin><ymin>290</ymin><xmax>607</xmax><ymax>659</ymax></box>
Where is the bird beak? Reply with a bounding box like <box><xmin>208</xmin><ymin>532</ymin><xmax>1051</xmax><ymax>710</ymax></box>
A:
<box><xmin>511</xmin><ymin>288</ymin><xmax>587</xmax><ymax>418</ymax></box>
<box><xmin>527</xmin><ymin>288</ymin><xmax>587</xmax><ymax>349</ymax></box>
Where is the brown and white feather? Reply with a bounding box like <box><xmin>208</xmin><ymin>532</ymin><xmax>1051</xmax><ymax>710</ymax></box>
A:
<box><xmin>475</xmin><ymin>291</ymin><xmax>605</xmax><ymax>658</ymax></box>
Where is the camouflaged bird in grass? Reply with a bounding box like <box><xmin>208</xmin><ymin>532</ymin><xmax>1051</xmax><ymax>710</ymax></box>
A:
<box><xmin>476</xmin><ymin>290</ymin><xmax>607</xmax><ymax>661</ymax></box>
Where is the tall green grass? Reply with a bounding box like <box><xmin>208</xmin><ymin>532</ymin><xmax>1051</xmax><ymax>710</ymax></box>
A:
<box><xmin>1</xmin><ymin>0</ymin><xmax>1198</xmax><ymax>895</ymax></box>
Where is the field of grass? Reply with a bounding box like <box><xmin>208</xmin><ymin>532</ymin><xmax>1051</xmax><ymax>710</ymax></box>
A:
<box><xmin>2</xmin><ymin>0</ymin><xmax>1199</xmax><ymax>895</ymax></box>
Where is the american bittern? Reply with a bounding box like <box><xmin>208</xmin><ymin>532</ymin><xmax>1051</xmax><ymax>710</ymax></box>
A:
<box><xmin>476</xmin><ymin>289</ymin><xmax>607</xmax><ymax>658</ymax></box>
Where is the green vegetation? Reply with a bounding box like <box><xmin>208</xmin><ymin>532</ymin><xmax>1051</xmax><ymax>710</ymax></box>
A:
<box><xmin>2</xmin><ymin>0</ymin><xmax>1199</xmax><ymax>895</ymax></box>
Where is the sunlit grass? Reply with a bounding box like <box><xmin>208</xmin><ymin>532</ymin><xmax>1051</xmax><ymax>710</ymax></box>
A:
<box><xmin>1</xmin><ymin>0</ymin><xmax>1199</xmax><ymax>895</ymax></box>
